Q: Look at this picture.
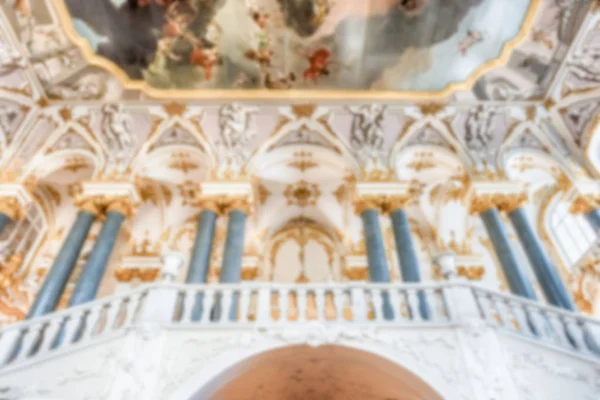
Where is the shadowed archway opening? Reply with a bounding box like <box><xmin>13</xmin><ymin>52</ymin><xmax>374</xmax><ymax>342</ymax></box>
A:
<box><xmin>191</xmin><ymin>345</ymin><xmax>444</xmax><ymax>400</ymax></box>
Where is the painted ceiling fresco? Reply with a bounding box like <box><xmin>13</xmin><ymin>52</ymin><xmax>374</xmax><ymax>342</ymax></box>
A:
<box><xmin>63</xmin><ymin>0</ymin><xmax>535</xmax><ymax>92</ymax></box>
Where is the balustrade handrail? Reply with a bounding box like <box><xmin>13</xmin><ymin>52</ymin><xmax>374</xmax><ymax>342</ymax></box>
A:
<box><xmin>465</xmin><ymin>284</ymin><xmax>600</xmax><ymax>325</ymax></box>
<box><xmin>0</xmin><ymin>286</ymin><xmax>150</xmax><ymax>335</ymax></box>
<box><xmin>2</xmin><ymin>281</ymin><xmax>599</xmax><ymax>334</ymax></box>
<box><xmin>1</xmin><ymin>281</ymin><xmax>600</xmax><ymax>369</ymax></box>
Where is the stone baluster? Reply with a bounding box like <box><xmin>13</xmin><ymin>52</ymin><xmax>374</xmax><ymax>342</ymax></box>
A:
<box><xmin>28</xmin><ymin>199</ymin><xmax>100</xmax><ymax>318</ymax></box>
<box><xmin>68</xmin><ymin>198</ymin><xmax>135</xmax><ymax>307</ymax></box>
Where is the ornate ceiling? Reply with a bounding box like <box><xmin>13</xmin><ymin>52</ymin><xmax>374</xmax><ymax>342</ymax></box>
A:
<box><xmin>0</xmin><ymin>0</ymin><xmax>596</xmax><ymax>101</ymax></box>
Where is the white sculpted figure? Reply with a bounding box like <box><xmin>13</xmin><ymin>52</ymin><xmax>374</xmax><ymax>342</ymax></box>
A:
<box><xmin>465</xmin><ymin>106</ymin><xmax>496</xmax><ymax>152</ymax></box>
<box><xmin>101</xmin><ymin>103</ymin><xmax>134</xmax><ymax>160</ymax></box>
<box><xmin>0</xmin><ymin>42</ymin><xmax>26</xmax><ymax>75</ymax></box>
<box><xmin>347</xmin><ymin>104</ymin><xmax>386</xmax><ymax>169</ymax></box>
<box><xmin>217</xmin><ymin>103</ymin><xmax>257</xmax><ymax>170</ymax></box>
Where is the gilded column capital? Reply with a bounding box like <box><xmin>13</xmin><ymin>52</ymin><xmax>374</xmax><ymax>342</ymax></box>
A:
<box><xmin>75</xmin><ymin>195</ymin><xmax>137</xmax><ymax>218</ymax></box>
<box><xmin>469</xmin><ymin>192</ymin><xmax>527</xmax><ymax>215</ymax></box>
<box><xmin>382</xmin><ymin>195</ymin><xmax>412</xmax><ymax>214</ymax></box>
<box><xmin>569</xmin><ymin>195</ymin><xmax>600</xmax><ymax>215</ymax></box>
<box><xmin>496</xmin><ymin>192</ymin><xmax>528</xmax><ymax>214</ymax></box>
<box><xmin>353</xmin><ymin>195</ymin><xmax>387</xmax><ymax>215</ymax></box>
<box><xmin>195</xmin><ymin>195</ymin><xmax>253</xmax><ymax>216</ymax></box>
<box><xmin>0</xmin><ymin>196</ymin><xmax>24</xmax><ymax>220</ymax></box>
<box><xmin>106</xmin><ymin>197</ymin><xmax>137</xmax><ymax>219</ymax></box>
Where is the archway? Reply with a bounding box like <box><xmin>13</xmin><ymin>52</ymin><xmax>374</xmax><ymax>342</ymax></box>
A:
<box><xmin>189</xmin><ymin>345</ymin><xmax>444</xmax><ymax>400</ymax></box>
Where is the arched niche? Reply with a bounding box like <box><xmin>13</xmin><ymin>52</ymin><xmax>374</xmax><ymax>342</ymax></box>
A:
<box><xmin>265</xmin><ymin>220</ymin><xmax>342</xmax><ymax>283</ymax></box>
<box><xmin>181</xmin><ymin>345</ymin><xmax>444</xmax><ymax>400</ymax></box>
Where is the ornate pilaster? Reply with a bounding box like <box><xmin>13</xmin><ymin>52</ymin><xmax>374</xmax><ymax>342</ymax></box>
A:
<box><xmin>468</xmin><ymin>181</ymin><xmax>536</xmax><ymax>300</ymax></box>
<box><xmin>68</xmin><ymin>183</ymin><xmax>139</xmax><ymax>307</ymax></box>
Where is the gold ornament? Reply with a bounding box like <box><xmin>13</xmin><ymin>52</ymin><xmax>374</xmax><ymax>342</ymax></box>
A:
<box><xmin>284</xmin><ymin>180</ymin><xmax>320</xmax><ymax>207</ymax></box>
<box><xmin>114</xmin><ymin>268</ymin><xmax>160</xmax><ymax>283</ymax></box>
<box><xmin>0</xmin><ymin>197</ymin><xmax>24</xmax><ymax>220</ymax></box>
<box><xmin>569</xmin><ymin>195</ymin><xmax>599</xmax><ymax>215</ymax></box>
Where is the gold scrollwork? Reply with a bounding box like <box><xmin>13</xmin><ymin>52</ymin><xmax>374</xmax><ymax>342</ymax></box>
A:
<box><xmin>353</xmin><ymin>195</ymin><xmax>387</xmax><ymax>215</ymax></box>
<box><xmin>114</xmin><ymin>268</ymin><xmax>160</xmax><ymax>283</ymax></box>
<box><xmin>457</xmin><ymin>265</ymin><xmax>486</xmax><ymax>281</ymax></box>
<box><xmin>343</xmin><ymin>267</ymin><xmax>368</xmax><ymax>281</ymax></box>
<box><xmin>75</xmin><ymin>195</ymin><xmax>137</xmax><ymax>218</ymax></box>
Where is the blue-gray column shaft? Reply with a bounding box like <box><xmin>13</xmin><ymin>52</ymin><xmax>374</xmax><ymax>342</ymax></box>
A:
<box><xmin>28</xmin><ymin>211</ymin><xmax>96</xmax><ymax>318</ymax></box>
<box><xmin>219</xmin><ymin>210</ymin><xmax>247</xmax><ymax>283</ymax></box>
<box><xmin>390</xmin><ymin>209</ymin><xmax>430</xmax><ymax>319</ymax></box>
<box><xmin>68</xmin><ymin>211</ymin><xmax>125</xmax><ymax>307</ymax></box>
<box><xmin>361</xmin><ymin>209</ymin><xmax>390</xmax><ymax>283</ymax></box>
<box><xmin>187</xmin><ymin>210</ymin><xmax>218</xmax><ymax>283</ymax></box>
<box><xmin>361</xmin><ymin>209</ymin><xmax>393</xmax><ymax>319</ymax></box>
<box><xmin>219</xmin><ymin>210</ymin><xmax>247</xmax><ymax>321</ymax></box>
<box><xmin>187</xmin><ymin>210</ymin><xmax>217</xmax><ymax>321</ymax></box>
<box><xmin>509</xmin><ymin>207</ymin><xmax>575</xmax><ymax>310</ymax></box>
<box><xmin>481</xmin><ymin>208</ymin><xmax>536</xmax><ymax>299</ymax></box>
<box><xmin>0</xmin><ymin>213</ymin><xmax>12</xmax><ymax>237</ymax></box>
<box><xmin>585</xmin><ymin>209</ymin><xmax>600</xmax><ymax>233</ymax></box>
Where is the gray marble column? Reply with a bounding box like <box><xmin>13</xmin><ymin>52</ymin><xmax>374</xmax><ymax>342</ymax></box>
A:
<box><xmin>585</xmin><ymin>209</ymin><xmax>600</xmax><ymax>233</ymax></box>
<box><xmin>389</xmin><ymin>208</ymin><xmax>430</xmax><ymax>319</ymax></box>
<box><xmin>219</xmin><ymin>209</ymin><xmax>247</xmax><ymax>321</ymax></box>
<box><xmin>28</xmin><ymin>211</ymin><xmax>96</xmax><ymax>318</ymax></box>
<box><xmin>508</xmin><ymin>207</ymin><xmax>575</xmax><ymax>310</ymax></box>
<box><xmin>361</xmin><ymin>209</ymin><xmax>390</xmax><ymax>283</ymax></box>
<box><xmin>186</xmin><ymin>210</ymin><xmax>218</xmax><ymax>321</ymax></box>
<box><xmin>480</xmin><ymin>208</ymin><xmax>536</xmax><ymax>300</ymax></box>
<box><xmin>68</xmin><ymin>211</ymin><xmax>126</xmax><ymax>307</ymax></box>
<box><xmin>0</xmin><ymin>213</ymin><xmax>12</xmax><ymax>237</ymax></box>
<box><xmin>360</xmin><ymin>208</ymin><xmax>393</xmax><ymax>319</ymax></box>
<box><xmin>219</xmin><ymin>210</ymin><xmax>247</xmax><ymax>284</ymax></box>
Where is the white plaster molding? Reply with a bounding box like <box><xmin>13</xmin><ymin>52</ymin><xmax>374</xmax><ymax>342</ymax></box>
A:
<box><xmin>80</xmin><ymin>181</ymin><xmax>141</xmax><ymax>203</ymax></box>
<box><xmin>200</xmin><ymin>181</ymin><xmax>253</xmax><ymax>198</ymax></box>
<box><xmin>355</xmin><ymin>181</ymin><xmax>412</xmax><ymax>197</ymax></box>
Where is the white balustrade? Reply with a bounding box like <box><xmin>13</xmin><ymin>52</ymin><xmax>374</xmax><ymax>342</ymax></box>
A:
<box><xmin>1</xmin><ymin>281</ymin><xmax>599</xmax><ymax>370</ymax></box>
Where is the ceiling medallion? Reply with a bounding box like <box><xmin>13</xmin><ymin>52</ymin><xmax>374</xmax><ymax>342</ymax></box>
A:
<box><xmin>285</xmin><ymin>180</ymin><xmax>321</xmax><ymax>207</ymax></box>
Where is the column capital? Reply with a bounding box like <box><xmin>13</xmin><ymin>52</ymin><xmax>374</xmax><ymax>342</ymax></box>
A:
<box><xmin>569</xmin><ymin>194</ymin><xmax>600</xmax><ymax>215</ymax></box>
<box><xmin>75</xmin><ymin>181</ymin><xmax>140</xmax><ymax>218</ymax></box>
<box><xmin>0</xmin><ymin>183</ymin><xmax>34</xmax><ymax>220</ymax></box>
<box><xmin>0</xmin><ymin>196</ymin><xmax>25</xmax><ymax>220</ymax></box>
<box><xmin>467</xmin><ymin>180</ymin><xmax>527</xmax><ymax>214</ymax></box>
<box><xmin>195</xmin><ymin>181</ymin><xmax>254</xmax><ymax>215</ymax></box>
<box><xmin>354</xmin><ymin>181</ymin><xmax>421</xmax><ymax>215</ymax></box>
